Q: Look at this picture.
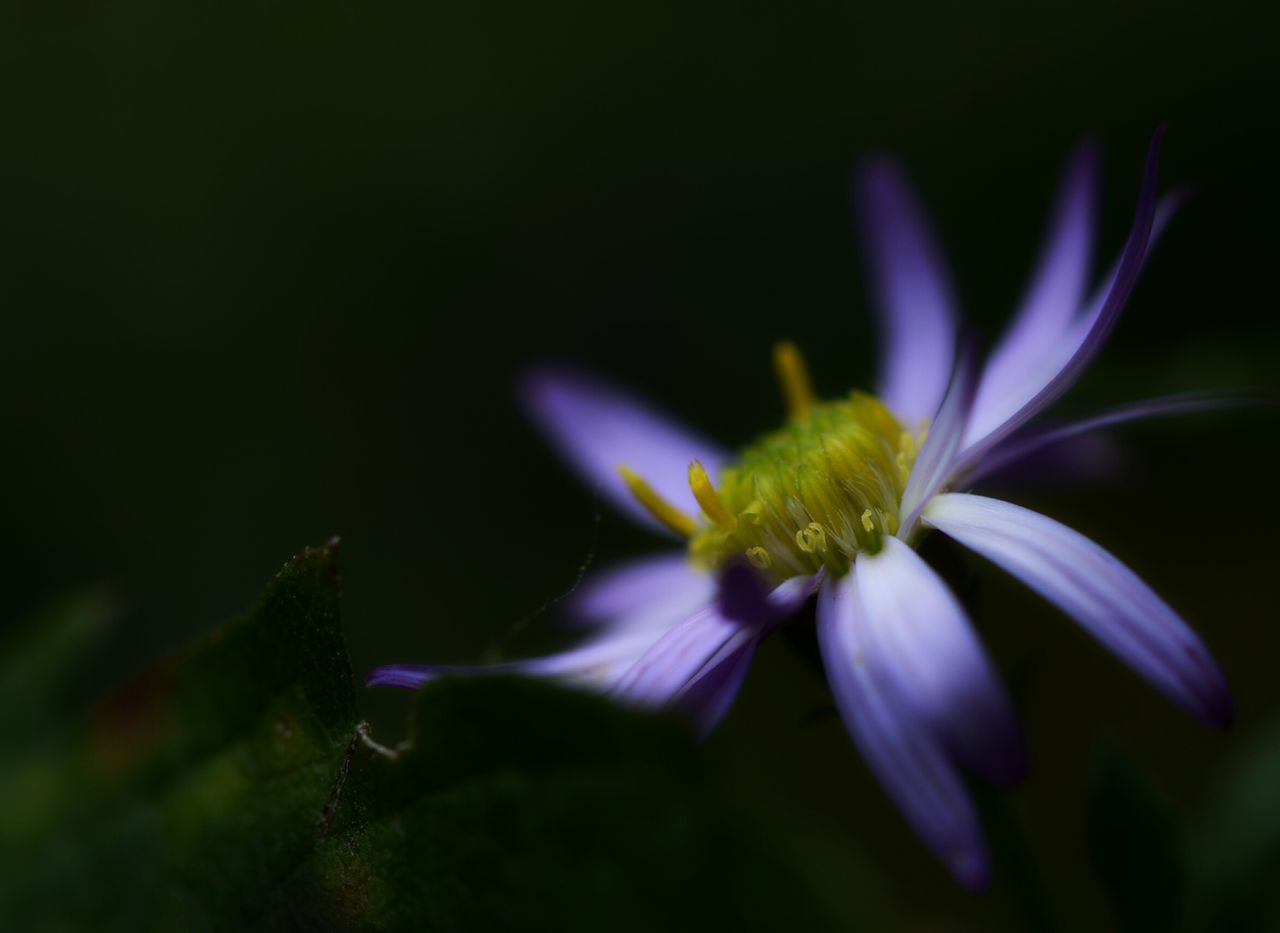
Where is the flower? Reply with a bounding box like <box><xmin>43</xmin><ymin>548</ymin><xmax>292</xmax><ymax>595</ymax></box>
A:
<box><xmin>370</xmin><ymin>128</ymin><xmax>1233</xmax><ymax>888</ymax></box>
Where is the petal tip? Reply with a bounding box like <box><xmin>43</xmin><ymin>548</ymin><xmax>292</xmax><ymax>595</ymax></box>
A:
<box><xmin>951</xmin><ymin>848</ymin><xmax>991</xmax><ymax>891</ymax></box>
<box><xmin>1199</xmin><ymin>681</ymin><xmax>1235</xmax><ymax>731</ymax></box>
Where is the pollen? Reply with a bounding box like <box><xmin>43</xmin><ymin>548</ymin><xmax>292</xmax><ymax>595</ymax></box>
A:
<box><xmin>684</xmin><ymin>346</ymin><xmax>924</xmax><ymax>582</ymax></box>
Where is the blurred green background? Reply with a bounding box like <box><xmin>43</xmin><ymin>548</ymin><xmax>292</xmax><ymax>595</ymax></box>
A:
<box><xmin>1</xmin><ymin>0</ymin><xmax>1277</xmax><ymax>928</ymax></box>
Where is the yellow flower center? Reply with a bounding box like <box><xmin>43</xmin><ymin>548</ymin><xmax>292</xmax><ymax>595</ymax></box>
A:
<box><xmin>620</xmin><ymin>343</ymin><xmax>924</xmax><ymax>584</ymax></box>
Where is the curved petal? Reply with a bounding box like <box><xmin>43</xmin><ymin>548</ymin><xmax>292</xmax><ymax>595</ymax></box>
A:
<box><xmin>522</xmin><ymin>368</ymin><xmax>731</xmax><ymax>534</ymax></box>
<box><xmin>966</xmin><ymin>388</ymin><xmax>1273</xmax><ymax>484</ymax></box>
<box><xmin>366</xmin><ymin>627</ymin><xmax>662</xmax><ymax>692</ymax></box>
<box><xmin>855</xmin><ymin>159</ymin><xmax>959</xmax><ymax>423</ymax></box>
<box><xmin>972</xmin><ymin>143</ymin><xmax>1099</xmax><ymax>432</ymax></box>
<box><xmin>566</xmin><ymin>552</ymin><xmax>716</xmax><ymax>632</ymax></box>
<box><xmin>897</xmin><ymin>343</ymin><xmax>976</xmax><ymax>540</ymax></box>
<box><xmin>960</xmin><ymin>129</ymin><xmax>1168</xmax><ymax>463</ymax></box>
<box><xmin>817</xmin><ymin>574</ymin><xmax>990</xmax><ymax>888</ymax></box>
<box><xmin>924</xmin><ymin>493</ymin><xmax>1232</xmax><ymax>727</ymax></box>
<box><xmin>855</xmin><ymin>538</ymin><xmax>1024</xmax><ymax>785</ymax></box>
<box><xmin>610</xmin><ymin>568</ymin><xmax>817</xmax><ymax>716</ymax></box>
<box><xmin>609</xmin><ymin>605</ymin><xmax>750</xmax><ymax>708</ymax></box>
<box><xmin>672</xmin><ymin>631</ymin><xmax>760</xmax><ymax>736</ymax></box>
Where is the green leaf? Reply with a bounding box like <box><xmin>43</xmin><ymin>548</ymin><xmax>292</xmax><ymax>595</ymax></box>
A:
<box><xmin>1087</xmin><ymin>747</ymin><xmax>1185</xmax><ymax>933</ymax></box>
<box><xmin>0</xmin><ymin>543</ymin><xmax>872</xmax><ymax>932</ymax></box>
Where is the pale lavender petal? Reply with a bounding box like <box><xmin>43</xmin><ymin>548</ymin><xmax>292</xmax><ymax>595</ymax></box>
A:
<box><xmin>610</xmin><ymin>568</ymin><xmax>817</xmax><ymax>714</ymax></box>
<box><xmin>856</xmin><ymin>159</ymin><xmax>958</xmax><ymax>423</ymax></box>
<box><xmin>673</xmin><ymin>632</ymin><xmax>760</xmax><ymax>736</ymax></box>
<box><xmin>1073</xmin><ymin>188</ymin><xmax>1185</xmax><ymax>336</ymax></box>
<box><xmin>897</xmin><ymin>343</ymin><xmax>976</xmax><ymax>540</ymax></box>
<box><xmin>971</xmin><ymin>144</ymin><xmax>1099</xmax><ymax>435</ymax></box>
<box><xmin>566</xmin><ymin>552</ymin><xmax>715</xmax><ymax>632</ymax></box>
<box><xmin>966</xmin><ymin>388</ymin><xmax>1273</xmax><ymax>484</ymax></box>
<box><xmin>522</xmin><ymin>368</ymin><xmax>730</xmax><ymax>533</ymax></box>
<box><xmin>609</xmin><ymin>606</ymin><xmax>746</xmax><ymax>708</ymax></box>
<box><xmin>817</xmin><ymin>574</ymin><xmax>990</xmax><ymax>888</ymax></box>
<box><xmin>855</xmin><ymin>538</ymin><xmax>1024</xmax><ymax>785</ymax></box>
<box><xmin>366</xmin><ymin>627</ymin><xmax>662</xmax><ymax>692</ymax></box>
<box><xmin>924</xmin><ymin>493</ymin><xmax>1232</xmax><ymax>727</ymax></box>
<box><xmin>965</xmin><ymin>191</ymin><xmax>1185</xmax><ymax>454</ymax></box>
<box><xmin>959</xmin><ymin>129</ymin><xmax>1168</xmax><ymax>463</ymax></box>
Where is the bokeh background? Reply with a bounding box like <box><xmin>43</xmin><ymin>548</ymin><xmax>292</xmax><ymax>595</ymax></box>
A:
<box><xmin>2</xmin><ymin>1</ymin><xmax>1277</xmax><ymax>928</ymax></box>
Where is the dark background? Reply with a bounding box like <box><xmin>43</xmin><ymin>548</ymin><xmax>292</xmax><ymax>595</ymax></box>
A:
<box><xmin>2</xmin><ymin>1</ymin><xmax>1277</xmax><ymax>928</ymax></box>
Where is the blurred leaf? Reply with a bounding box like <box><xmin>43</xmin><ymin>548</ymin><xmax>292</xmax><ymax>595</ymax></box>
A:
<box><xmin>1088</xmin><ymin>748</ymin><xmax>1184</xmax><ymax>933</ymax></box>
<box><xmin>0</xmin><ymin>590</ymin><xmax>114</xmax><ymax>742</ymax></box>
<box><xmin>0</xmin><ymin>543</ymin><xmax>869</xmax><ymax>932</ymax></box>
<box><xmin>1183</xmin><ymin>723</ymin><xmax>1280</xmax><ymax>933</ymax></box>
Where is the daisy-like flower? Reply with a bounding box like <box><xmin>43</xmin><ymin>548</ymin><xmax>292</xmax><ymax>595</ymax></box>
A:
<box><xmin>371</xmin><ymin>127</ymin><xmax>1232</xmax><ymax>887</ymax></box>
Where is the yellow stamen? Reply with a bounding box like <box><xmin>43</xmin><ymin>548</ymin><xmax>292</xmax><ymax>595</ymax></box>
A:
<box><xmin>618</xmin><ymin>465</ymin><xmax>696</xmax><ymax>537</ymax></box>
<box><xmin>773</xmin><ymin>341</ymin><xmax>815</xmax><ymax>421</ymax></box>
<box><xmin>688</xmin><ymin>459</ymin><xmax>738</xmax><ymax>531</ymax></box>
<box><xmin>860</xmin><ymin>509</ymin><xmax>876</xmax><ymax>533</ymax></box>
<box><xmin>795</xmin><ymin>522</ymin><xmax>828</xmax><ymax>554</ymax></box>
<box><xmin>746</xmin><ymin>546</ymin><xmax>772</xmax><ymax>569</ymax></box>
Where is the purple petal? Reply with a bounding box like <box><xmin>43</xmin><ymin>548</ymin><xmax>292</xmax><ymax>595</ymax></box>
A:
<box><xmin>970</xmin><ymin>143</ymin><xmax>1099</xmax><ymax>436</ymax></box>
<box><xmin>610</xmin><ymin>606</ymin><xmax>750</xmax><ymax>708</ymax></box>
<box><xmin>855</xmin><ymin>159</ymin><xmax>959</xmax><ymax>424</ymax></box>
<box><xmin>366</xmin><ymin>627</ymin><xmax>662</xmax><ymax>692</ymax></box>
<box><xmin>672</xmin><ymin>631</ymin><xmax>760</xmax><ymax>736</ymax></box>
<box><xmin>924</xmin><ymin>493</ymin><xmax>1232</xmax><ymax>727</ymax></box>
<box><xmin>716</xmin><ymin>561</ymin><xmax>822</xmax><ymax>626</ymax></box>
<box><xmin>817</xmin><ymin>574</ymin><xmax>990</xmax><ymax>888</ymax></box>
<box><xmin>960</xmin><ymin>129</ymin><xmax>1168</xmax><ymax>463</ymax></box>
<box><xmin>854</xmin><ymin>538</ymin><xmax>1025</xmax><ymax>785</ymax></box>
<box><xmin>566</xmin><ymin>552</ymin><xmax>716</xmax><ymax>632</ymax></box>
<box><xmin>609</xmin><ymin>569</ymin><xmax>816</xmax><ymax>716</ymax></box>
<box><xmin>522</xmin><ymin>368</ymin><xmax>730</xmax><ymax>534</ymax></box>
<box><xmin>966</xmin><ymin>388</ymin><xmax>1273</xmax><ymax>484</ymax></box>
<box><xmin>897</xmin><ymin>342</ymin><xmax>976</xmax><ymax>540</ymax></box>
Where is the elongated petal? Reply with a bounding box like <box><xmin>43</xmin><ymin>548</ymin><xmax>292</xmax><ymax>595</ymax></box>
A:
<box><xmin>972</xmin><ymin>144</ymin><xmax>1099</xmax><ymax>432</ymax></box>
<box><xmin>817</xmin><ymin>574</ymin><xmax>990</xmax><ymax>888</ymax></box>
<box><xmin>366</xmin><ymin>627</ymin><xmax>662</xmax><ymax>692</ymax></box>
<box><xmin>960</xmin><ymin>129</ymin><xmax>1167</xmax><ymax>463</ymax></box>
<box><xmin>897</xmin><ymin>343</ymin><xmax>976</xmax><ymax>539</ymax></box>
<box><xmin>523</xmin><ymin>368</ymin><xmax>730</xmax><ymax>533</ymax></box>
<box><xmin>965</xmin><ymin>192</ymin><xmax>1184</xmax><ymax>456</ymax></box>
<box><xmin>672</xmin><ymin>632</ymin><xmax>760</xmax><ymax>736</ymax></box>
<box><xmin>924</xmin><ymin>493</ymin><xmax>1232</xmax><ymax>726</ymax></box>
<box><xmin>610</xmin><ymin>606</ymin><xmax>749</xmax><ymax>708</ymax></box>
<box><xmin>610</xmin><ymin>567</ymin><xmax>817</xmax><ymax>715</ymax></box>
<box><xmin>855</xmin><ymin>538</ymin><xmax>1024</xmax><ymax>785</ymax></box>
<box><xmin>856</xmin><ymin>159</ymin><xmax>958</xmax><ymax>423</ymax></box>
<box><xmin>967</xmin><ymin>388</ymin><xmax>1273</xmax><ymax>484</ymax></box>
<box><xmin>567</xmin><ymin>552</ymin><xmax>715</xmax><ymax>632</ymax></box>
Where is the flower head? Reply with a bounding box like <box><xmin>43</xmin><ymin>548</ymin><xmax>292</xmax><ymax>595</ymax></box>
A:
<box><xmin>371</xmin><ymin>128</ymin><xmax>1234</xmax><ymax>888</ymax></box>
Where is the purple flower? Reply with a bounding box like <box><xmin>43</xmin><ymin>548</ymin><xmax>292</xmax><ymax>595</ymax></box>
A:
<box><xmin>371</xmin><ymin>128</ymin><xmax>1234</xmax><ymax>888</ymax></box>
